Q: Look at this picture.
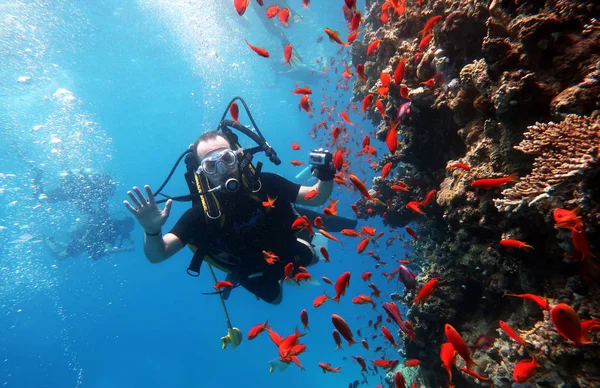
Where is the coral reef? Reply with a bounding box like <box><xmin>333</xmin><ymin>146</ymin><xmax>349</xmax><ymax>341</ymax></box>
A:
<box><xmin>351</xmin><ymin>0</ymin><xmax>600</xmax><ymax>386</ymax></box>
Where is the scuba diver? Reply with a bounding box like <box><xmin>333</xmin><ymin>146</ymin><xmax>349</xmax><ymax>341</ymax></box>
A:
<box><xmin>124</xmin><ymin>97</ymin><xmax>356</xmax><ymax>305</ymax></box>
<box><xmin>45</xmin><ymin>215</ymin><xmax>135</xmax><ymax>260</ymax></box>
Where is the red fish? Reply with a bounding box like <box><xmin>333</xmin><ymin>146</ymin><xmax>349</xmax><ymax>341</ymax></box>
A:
<box><xmin>302</xmin><ymin>0</ymin><xmax>310</xmax><ymax>8</ymax></box>
<box><xmin>513</xmin><ymin>358</ymin><xmax>541</xmax><ymax>383</ymax></box>
<box><xmin>319</xmin><ymin>229</ymin><xmax>343</xmax><ymax>245</ymax></box>
<box><xmin>361</xmin><ymin>271</ymin><xmax>372</xmax><ymax>282</ymax></box>
<box><xmin>418</xmin><ymin>33</ymin><xmax>433</xmax><ymax>50</ymax></box>
<box><xmin>332</xmin><ymin>330</ymin><xmax>343</xmax><ymax>350</ymax></box>
<box><xmin>471</xmin><ymin>174</ymin><xmax>517</xmax><ymax>188</ymax></box>
<box><xmin>247</xmin><ymin>320</ymin><xmax>269</xmax><ymax>340</ymax></box>
<box><xmin>284</xmin><ymin>44</ymin><xmax>293</xmax><ymax>66</ymax></box>
<box><xmin>340</xmin><ymin>229</ymin><xmax>360</xmax><ymax>237</ymax></box>
<box><xmin>420</xmin><ymin>78</ymin><xmax>436</xmax><ymax>88</ymax></box>
<box><xmin>505</xmin><ymin>293</ymin><xmax>551</xmax><ymax>311</ymax></box>
<box><xmin>393</xmin><ymin>59</ymin><xmax>406</xmax><ymax>85</ymax></box>
<box><xmin>357</xmin><ymin>237</ymin><xmax>370</xmax><ymax>254</ymax></box>
<box><xmin>299</xmin><ymin>94</ymin><xmax>312</xmax><ymax>113</ymax></box>
<box><xmin>447</xmin><ymin>162</ymin><xmax>470</xmax><ymax>171</ymax></box>
<box><xmin>293</xmin><ymin>272</ymin><xmax>312</xmax><ymax>283</ymax></box>
<box><xmin>571</xmin><ymin>228</ymin><xmax>595</xmax><ymax>260</ymax></box>
<box><xmin>349</xmin><ymin>174</ymin><xmax>375</xmax><ymax>201</ymax></box>
<box><xmin>500</xmin><ymin>239</ymin><xmax>533</xmax><ymax>250</ymax></box>
<box><xmin>419</xmin><ymin>15</ymin><xmax>443</xmax><ymax>35</ymax></box>
<box><xmin>376</xmin><ymin>99</ymin><xmax>386</xmax><ymax>117</ymax></box>
<box><xmin>265</xmin><ymin>5</ymin><xmax>279</xmax><ymax>18</ymax></box>
<box><xmin>361</xmin><ymin>339</ymin><xmax>370</xmax><ymax>350</ymax></box>
<box><xmin>350</xmin><ymin>11</ymin><xmax>361</xmax><ymax>31</ymax></box>
<box><xmin>278</xmin><ymin>7</ymin><xmax>290</xmax><ymax>26</ymax></box>
<box><xmin>405</xmin><ymin>226</ymin><xmax>418</xmax><ymax>241</ymax></box>
<box><xmin>381</xmin><ymin>162</ymin><xmax>392</xmax><ymax>179</ymax></box>
<box><xmin>245</xmin><ymin>39</ymin><xmax>270</xmax><ymax>57</ymax></box>
<box><xmin>262</xmin><ymin>194</ymin><xmax>277</xmax><ymax>209</ymax></box>
<box><xmin>420</xmin><ymin>189</ymin><xmax>437</xmax><ymax>206</ymax></box>
<box><xmin>300</xmin><ymin>309</ymin><xmax>309</xmax><ymax>330</ymax></box>
<box><xmin>371</xmin><ymin>359</ymin><xmax>399</xmax><ymax>370</ymax></box>
<box><xmin>290</xmin><ymin>87</ymin><xmax>312</xmax><ymax>95</ymax></box>
<box><xmin>304</xmin><ymin>189</ymin><xmax>319</xmax><ymax>200</ymax></box>
<box><xmin>380</xmin><ymin>72</ymin><xmax>391</xmax><ymax>87</ymax></box>
<box><xmin>386</xmin><ymin>121</ymin><xmax>399</xmax><ymax>153</ymax></box>
<box><xmin>444</xmin><ymin>324</ymin><xmax>479</xmax><ymax>372</ymax></box>
<box><xmin>356</xmin><ymin>64</ymin><xmax>367</xmax><ymax>81</ymax></box>
<box><xmin>440</xmin><ymin>342</ymin><xmax>456</xmax><ymax>385</ymax></box>
<box><xmin>284</xmin><ymin>262</ymin><xmax>294</xmax><ymax>280</ymax></box>
<box><xmin>340</xmin><ymin>111</ymin><xmax>355</xmax><ymax>126</ymax></box>
<box><xmin>321</xmin><ymin>276</ymin><xmax>332</xmax><ymax>285</ymax></box>
<box><xmin>553</xmin><ymin>208</ymin><xmax>583</xmax><ymax>232</ymax></box>
<box><xmin>332</xmin><ymin>314</ymin><xmax>358</xmax><ymax>346</ymax></box>
<box><xmin>352</xmin><ymin>294</ymin><xmax>376</xmax><ymax>309</ymax></box>
<box><xmin>318</xmin><ymin>362</ymin><xmax>341</xmax><ymax>373</ymax></box>
<box><xmin>234</xmin><ymin>0</ymin><xmax>250</xmax><ymax>16</ymax></box>
<box><xmin>214</xmin><ymin>281</ymin><xmax>233</xmax><ymax>290</ymax></box>
<box><xmin>324</xmin><ymin>28</ymin><xmax>345</xmax><ymax>45</ymax></box>
<box><xmin>229</xmin><ymin>101</ymin><xmax>240</xmax><ymax>123</ymax></box>
<box><xmin>404</xmin><ymin>359</ymin><xmax>420</xmax><ymax>367</ymax></box>
<box><xmin>314</xmin><ymin>215</ymin><xmax>324</xmax><ymax>227</ymax></box>
<box><xmin>353</xmin><ymin>355</ymin><xmax>367</xmax><ymax>372</ymax></box>
<box><xmin>499</xmin><ymin>320</ymin><xmax>529</xmax><ymax>346</ymax></box>
<box><xmin>367</xmin><ymin>39</ymin><xmax>381</xmax><ymax>55</ymax></box>
<box><xmin>394</xmin><ymin>371</ymin><xmax>406</xmax><ymax>388</ymax></box>
<box><xmin>267</xmin><ymin>327</ymin><xmax>283</xmax><ymax>346</ymax></box>
<box><xmin>399</xmin><ymin>85</ymin><xmax>410</xmax><ymax>99</ymax></box>
<box><xmin>314</xmin><ymin>292</ymin><xmax>329</xmax><ymax>308</ymax></box>
<box><xmin>411</xmin><ymin>278</ymin><xmax>438</xmax><ymax>306</ymax></box>
<box><xmin>381</xmin><ymin>325</ymin><xmax>398</xmax><ymax>347</ymax></box>
<box><xmin>333</xmin><ymin>149</ymin><xmax>344</xmax><ymax>170</ymax></box>
<box><xmin>290</xmin><ymin>160</ymin><xmax>304</xmax><ymax>166</ymax></box>
<box><xmin>331</xmin><ymin>272</ymin><xmax>351</xmax><ymax>303</ymax></box>
<box><xmin>323</xmin><ymin>198</ymin><xmax>339</xmax><ymax>217</ymax></box>
<box><xmin>319</xmin><ymin>246</ymin><xmax>330</xmax><ymax>263</ymax></box>
<box><xmin>291</xmin><ymin>142</ymin><xmax>300</xmax><ymax>150</ymax></box>
<box><xmin>551</xmin><ymin>303</ymin><xmax>591</xmax><ymax>345</ymax></box>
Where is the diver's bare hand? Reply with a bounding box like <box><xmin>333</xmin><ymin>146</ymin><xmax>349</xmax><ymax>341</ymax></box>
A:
<box><xmin>123</xmin><ymin>185</ymin><xmax>172</xmax><ymax>234</ymax></box>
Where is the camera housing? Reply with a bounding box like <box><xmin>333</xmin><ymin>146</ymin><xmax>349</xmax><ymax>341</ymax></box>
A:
<box><xmin>309</xmin><ymin>151</ymin><xmax>329</xmax><ymax>166</ymax></box>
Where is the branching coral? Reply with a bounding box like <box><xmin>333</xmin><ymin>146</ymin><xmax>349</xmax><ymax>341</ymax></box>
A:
<box><xmin>495</xmin><ymin>114</ymin><xmax>600</xmax><ymax>211</ymax></box>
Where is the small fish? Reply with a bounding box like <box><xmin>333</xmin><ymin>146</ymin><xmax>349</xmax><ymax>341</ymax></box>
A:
<box><xmin>393</xmin><ymin>59</ymin><xmax>405</xmax><ymax>85</ymax></box>
<box><xmin>361</xmin><ymin>339</ymin><xmax>369</xmax><ymax>350</ymax></box>
<box><xmin>234</xmin><ymin>0</ymin><xmax>250</xmax><ymax>16</ymax></box>
<box><xmin>356</xmin><ymin>64</ymin><xmax>367</xmax><ymax>82</ymax></box>
<box><xmin>318</xmin><ymin>362</ymin><xmax>341</xmax><ymax>373</ymax></box>
<box><xmin>381</xmin><ymin>325</ymin><xmax>397</xmax><ymax>347</ymax></box>
<box><xmin>319</xmin><ymin>246</ymin><xmax>330</xmax><ymax>263</ymax></box>
<box><xmin>214</xmin><ymin>281</ymin><xmax>234</xmax><ymax>290</ymax></box>
<box><xmin>284</xmin><ymin>262</ymin><xmax>294</xmax><ymax>281</ymax></box>
<box><xmin>283</xmin><ymin>44</ymin><xmax>293</xmax><ymax>66</ymax></box>
<box><xmin>300</xmin><ymin>309</ymin><xmax>309</xmax><ymax>330</ymax></box>
<box><xmin>404</xmin><ymin>359</ymin><xmax>421</xmax><ymax>367</ymax></box>
<box><xmin>447</xmin><ymin>163</ymin><xmax>470</xmax><ymax>171</ymax></box>
<box><xmin>313</xmin><ymin>216</ymin><xmax>324</xmax><ymax>229</ymax></box>
<box><xmin>332</xmin><ymin>330</ymin><xmax>343</xmax><ymax>350</ymax></box>
<box><xmin>418</xmin><ymin>33</ymin><xmax>433</xmax><ymax>50</ymax></box>
<box><xmin>319</xmin><ymin>229</ymin><xmax>343</xmax><ymax>245</ymax></box>
<box><xmin>419</xmin><ymin>15</ymin><xmax>443</xmax><ymax>36</ymax></box>
<box><xmin>444</xmin><ymin>324</ymin><xmax>479</xmax><ymax>372</ymax></box>
<box><xmin>331</xmin><ymin>272</ymin><xmax>351</xmax><ymax>303</ymax></box>
<box><xmin>290</xmin><ymin>87</ymin><xmax>312</xmax><ymax>95</ymax></box>
<box><xmin>513</xmin><ymin>358</ymin><xmax>541</xmax><ymax>383</ymax></box>
<box><xmin>333</xmin><ymin>149</ymin><xmax>344</xmax><ymax>170</ymax></box>
<box><xmin>440</xmin><ymin>342</ymin><xmax>456</xmax><ymax>384</ymax></box>
<box><xmin>394</xmin><ymin>371</ymin><xmax>406</xmax><ymax>388</ymax></box>
<box><xmin>299</xmin><ymin>94</ymin><xmax>312</xmax><ymax>113</ymax></box>
<box><xmin>357</xmin><ymin>237</ymin><xmax>370</xmax><ymax>254</ymax></box>
<box><xmin>367</xmin><ymin>39</ymin><xmax>381</xmax><ymax>55</ymax></box>
<box><xmin>471</xmin><ymin>174</ymin><xmax>517</xmax><ymax>189</ymax></box>
<box><xmin>341</xmin><ymin>229</ymin><xmax>360</xmax><ymax>237</ymax></box>
<box><xmin>406</xmin><ymin>201</ymin><xmax>424</xmax><ymax>214</ymax></box>
<box><xmin>405</xmin><ymin>226</ymin><xmax>418</xmax><ymax>241</ymax></box>
<box><xmin>390</xmin><ymin>184</ymin><xmax>409</xmax><ymax>192</ymax></box>
<box><xmin>278</xmin><ymin>7</ymin><xmax>290</xmax><ymax>26</ymax></box>
<box><xmin>262</xmin><ymin>195</ymin><xmax>277</xmax><ymax>209</ymax></box>
<box><xmin>324</xmin><ymin>28</ymin><xmax>346</xmax><ymax>45</ymax></box>
<box><xmin>376</xmin><ymin>99</ymin><xmax>386</xmax><ymax>117</ymax></box>
<box><xmin>353</xmin><ymin>355</ymin><xmax>367</xmax><ymax>372</ymax></box>
<box><xmin>352</xmin><ymin>294</ymin><xmax>376</xmax><ymax>309</ymax></box>
<box><xmin>499</xmin><ymin>320</ymin><xmax>529</xmax><ymax>346</ymax></box>
<box><xmin>230</xmin><ymin>102</ymin><xmax>240</xmax><ymax>123</ymax></box>
<box><xmin>386</xmin><ymin>121</ymin><xmax>399</xmax><ymax>153</ymax></box>
<box><xmin>248</xmin><ymin>320</ymin><xmax>270</xmax><ymax>340</ymax></box>
<box><xmin>314</xmin><ymin>292</ymin><xmax>329</xmax><ymax>308</ymax></box>
<box><xmin>341</xmin><ymin>111</ymin><xmax>355</xmax><ymax>126</ymax></box>
<box><xmin>245</xmin><ymin>39</ymin><xmax>270</xmax><ymax>58</ymax></box>
<box><xmin>290</xmin><ymin>160</ymin><xmax>304</xmax><ymax>166</ymax></box>
<box><xmin>321</xmin><ymin>276</ymin><xmax>333</xmax><ymax>285</ymax></box>
<box><xmin>381</xmin><ymin>162</ymin><xmax>392</xmax><ymax>179</ymax></box>
<box><xmin>470</xmin><ymin>334</ymin><xmax>495</xmax><ymax>353</ymax></box>
<box><xmin>350</xmin><ymin>11</ymin><xmax>361</xmax><ymax>31</ymax></box>
<box><xmin>371</xmin><ymin>359</ymin><xmax>399</xmax><ymax>370</ymax></box>
<box><xmin>410</xmin><ymin>278</ymin><xmax>439</xmax><ymax>306</ymax></box>
<box><xmin>551</xmin><ymin>303</ymin><xmax>590</xmax><ymax>345</ymax></box>
<box><xmin>265</xmin><ymin>5</ymin><xmax>280</xmax><ymax>18</ymax></box>
<box><xmin>500</xmin><ymin>239</ymin><xmax>533</xmax><ymax>250</ymax></box>
<box><xmin>332</xmin><ymin>314</ymin><xmax>358</xmax><ymax>346</ymax></box>
<box><xmin>291</xmin><ymin>142</ymin><xmax>300</xmax><ymax>150</ymax></box>
<box><xmin>302</xmin><ymin>0</ymin><xmax>310</xmax><ymax>9</ymax></box>
<box><xmin>420</xmin><ymin>77</ymin><xmax>436</xmax><ymax>88</ymax></box>
<box><xmin>293</xmin><ymin>272</ymin><xmax>312</xmax><ymax>283</ymax></box>
<box><xmin>361</xmin><ymin>271</ymin><xmax>372</xmax><ymax>282</ymax></box>
<box><xmin>304</xmin><ymin>189</ymin><xmax>319</xmax><ymax>200</ymax></box>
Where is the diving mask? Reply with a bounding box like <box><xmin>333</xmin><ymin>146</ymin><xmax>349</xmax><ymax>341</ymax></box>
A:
<box><xmin>197</xmin><ymin>148</ymin><xmax>239</xmax><ymax>176</ymax></box>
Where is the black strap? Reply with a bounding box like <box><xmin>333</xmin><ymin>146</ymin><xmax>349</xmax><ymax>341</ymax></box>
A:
<box><xmin>186</xmin><ymin>248</ymin><xmax>205</xmax><ymax>277</ymax></box>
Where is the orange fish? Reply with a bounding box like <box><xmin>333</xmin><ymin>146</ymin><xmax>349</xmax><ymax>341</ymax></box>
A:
<box><xmin>393</xmin><ymin>58</ymin><xmax>406</xmax><ymax>85</ymax></box>
<box><xmin>265</xmin><ymin>5</ymin><xmax>279</xmax><ymax>18</ymax></box>
<box><xmin>284</xmin><ymin>43</ymin><xmax>293</xmax><ymax>66</ymax></box>
<box><xmin>419</xmin><ymin>15</ymin><xmax>443</xmax><ymax>35</ymax></box>
<box><xmin>513</xmin><ymin>358</ymin><xmax>541</xmax><ymax>383</ymax></box>
<box><xmin>356</xmin><ymin>64</ymin><xmax>367</xmax><ymax>82</ymax></box>
<box><xmin>390</xmin><ymin>184</ymin><xmax>409</xmax><ymax>192</ymax></box>
<box><xmin>411</xmin><ymin>278</ymin><xmax>438</xmax><ymax>306</ymax></box>
<box><xmin>367</xmin><ymin>39</ymin><xmax>381</xmax><ymax>55</ymax></box>
<box><xmin>320</xmin><ymin>246</ymin><xmax>330</xmax><ymax>263</ymax></box>
<box><xmin>420</xmin><ymin>78</ymin><xmax>436</xmax><ymax>88</ymax></box>
<box><xmin>293</xmin><ymin>272</ymin><xmax>312</xmax><ymax>283</ymax></box>
<box><xmin>340</xmin><ymin>111</ymin><xmax>355</xmax><ymax>126</ymax></box>
<box><xmin>500</xmin><ymin>239</ymin><xmax>533</xmax><ymax>250</ymax></box>
<box><xmin>333</xmin><ymin>149</ymin><xmax>344</xmax><ymax>170</ymax></box>
<box><xmin>505</xmin><ymin>293</ymin><xmax>551</xmax><ymax>311</ymax></box>
<box><xmin>361</xmin><ymin>271</ymin><xmax>372</xmax><ymax>282</ymax></box>
<box><xmin>386</xmin><ymin>121</ymin><xmax>399</xmax><ymax>153</ymax></box>
<box><xmin>331</xmin><ymin>271</ymin><xmax>351</xmax><ymax>303</ymax></box>
<box><xmin>381</xmin><ymin>325</ymin><xmax>398</xmax><ymax>347</ymax></box>
<box><xmin>377</xmin><ymin>86</ymin><xmax>389</xmax><ymax>98</ymax></box>
<box><xmin>362</xmin><ymin>94</ymin><xmax>374</xmax><ymax>113</ymax></box>
<box><xmin>230</xmin><ymin>101</ymin><xmax>240</xmax><ymax>123</ymax></box>
<box><xmin>471</xmin><ymin>174</ymin><xmax>517</xmax><ymax>188</ymax></box>
<box><xmin>318</xmin><ymin>362</ymin><xmax>341</xmax><ymax>373</ymax></box>
<box><xmin>319</xmin><ymin>229</ymin><xmax>343</xmax><ymax>245</ymax></box>
<box><xmin>350</xmin><ymin>11</ymin><xmax>361</xmax><ymax>31</ymax></box>
<box><xmin>551</xmin><ymin>303</ymin><xmax>591</xmax><ymax>345</ymax></box>
<box><xmin>245</xmin><ymin>39</ymin><xmax>270</xmax><ymax>57</ymax></box>
<box><xmin>420</xmin><ymin>189</ymin><xmax>437</xmax><ymax>206</ymax></box>
<box><xmin>399</xmin><ymin>85</ymin><xmax>410</xmax><ymax>99</ymax></box>
<box><xmin>444</xmin><ymin>324</ymin><xmax>479</xmax><ymax>372</ymax></box>
<box><xmin>313</xmin><ymin>292</ymin><xmax>329</xmax><ymax>308</ymax></box>
<box><xmin>381</xmin><ymin>162</ymin><xmax>392</xmax><ymax>179</ymax></box>
<box><xmin>291</xmin><ymin>215</ymin><xmax>314</xmax><ymax>236</ymax></box>
<box><xmin>376</xmin><ymin>99</ymin><xmax>386</xmax><ymax>117</ymax></box>
<box><xmin>323</xmin><ymin>198</ymin><xmax>340</xmax><ymax>216</ymax></box>
<box><xmin>361</xmin><ymin>225</ymin><xmax>376</xmax><ymax>236</ymax></box>
<box><xmin>447</xmin><ymin>162</ymin><xmax>470</xmax><ymax>171</ymax></box>
<box><xmin>278</xmin><ymin>7</ymin><xmax>290</xmax><ymax>26</ymax></box>
<box><xmin>214</xmin><ymin>281</ymin><xmax>234</xmax><ymax>290</ymax></box>
<box><xmin>284</xmin><ymin>262</ymin><xmax>294</xmax><ymax>280</ymax></box>
<box><xmin>460</xmin><ymin>367</ymin><xmax>491</xmax><ymax>382</ymax></box>
<box><xmin>499</xmin><ymin>320</ymin><xmax>529</xmax><ymax>346</ymax></box>
<box><xmin>352</xmin><ymin>294</ymin><xmax>376</xmax><ymax>309</ymax></box>
<box><xmin>349</xmin><ymin>174</ymin><xmax>378</xmax><ymax>202</ymax></box>
<box><xmin>440</xmin><ymin>342</ymin><xmax>456</xmax><ymax>385</ymax></box>
<box><xmin>313</xmin><ymin>216</ymin><xmax>324</xmax><ymax>228</ymax></box>
<box><xmin>290</xmin><ymin>160</ymin><xmax>304</xmax><ymax>166</ymax></box>
<box><xmin>406</xmin><ymin>201</ymin><xmax>424</xmax><ymax>214</ymax></box>
<box><xmin>380</xmin><ymin>72</ymin><xmax>391</xmax><ymax>87</ymax></box>
<box><xmin>357</xmin><ymin>237</ymin><xmax>370</xmax><ymax>254</ymax></box>
<box><xmin>553</xmin><ymin>208</ymin><xmax>582</xmax><ymax>231</ymax></box>
<box><xmin>299</xmin><ymin>94</ymin><xmax>312</xmax><ymax>113</ymax></box>
<box><xmin>371</xmin><ymin>359</ymin><xmax>399</xmax><ymax>370</ymax></box>
<box><xmin>291</xmin><ymin>142</ymin><xmax>300</xmax><ymax>150</ymax></box>
<box><xmin>341</xmin><ymin>229</ymin><xmax>360</xmax><ymax>237</ymax></box>
<box><xmin>234</xmin><ymin>0</ymin><xmax>250</xmax><ymax>16</ymax></box>
<box><xmin>418</xmin><ymin>33</ymin><xmax>433</xmax><ymax>50</ymax></box>
<box><xmin>262</xmin><ymin>250</ymin><xmax>279</xmax><ymax>264</ymax></box>
<box><xmin>332</xmin><ymin>314</ymin><xmax>358</xmax><ymax>346</ymax></box>
<box><xmin>290</xmin><ymin>87</ymin><xmax>312</xmax><ymax>95</ymax></box>
<box><xmin>324</xmin><ymin>28</ymin><xmax>346</xmax><ymax>45</ymax></box>
<box><xmin>300</xmin><ymin>309</ymin><xmax>309</xmax><ymax>330</ymax></box>
<box><xmin>247</xmin><ymin>320</ymin><xmax>270</xmax><ymax>340</ymax></box>
<box><xmin>262</xmin><ymin>194</ymin><xmax>277</xmax><ymax>209</ymax></box>
<box><xmin>304</xmin><ymin>189</ymin><xmax>319</xmax><ymax>200</ymax></box>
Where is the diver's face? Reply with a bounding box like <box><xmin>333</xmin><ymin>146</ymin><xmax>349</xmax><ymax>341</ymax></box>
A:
<box><xmin>196</xmin><ymin>137</ymin><xmax>240</xmax><ymax>189</ymax></box>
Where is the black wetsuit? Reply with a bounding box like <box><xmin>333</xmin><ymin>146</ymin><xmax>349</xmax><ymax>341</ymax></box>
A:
<box><xmin>169</xmin><ymin>173</ymin><xmax>307</xmax><ymax>303</ymax></box>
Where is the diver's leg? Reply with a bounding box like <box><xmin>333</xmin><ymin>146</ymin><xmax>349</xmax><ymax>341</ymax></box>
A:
<box><xmin>44</xmin><ymin>237</ymin><xmax>68</xmax><ymax>259</ymax></box>
<box><xmin>295</xmin><ymin>238</ymin><xmax>319</xmax><ymax>266</ymax></box>
<box><xmin>240</xmin><ymin>275</ymin><xmax>283</xmax><ymax>305</ymax></box>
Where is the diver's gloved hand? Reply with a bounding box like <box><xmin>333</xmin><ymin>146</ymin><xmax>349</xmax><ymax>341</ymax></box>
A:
<box><xmin>309</xmin><ymin>148</ymin><xmax>336</xmax><ymax>181</ymax></box>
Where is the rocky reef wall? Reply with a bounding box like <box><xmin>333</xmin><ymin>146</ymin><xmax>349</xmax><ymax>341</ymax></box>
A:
<box><xmin>352</xmin><ymin>0</ymin><xmax>599</xmax><ymax>386</ymax></box>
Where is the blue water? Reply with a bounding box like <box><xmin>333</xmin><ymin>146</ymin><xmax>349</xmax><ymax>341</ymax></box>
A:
<box><xmin>1</xmin><ymin>1</ymin><xmax>410</xmax><ymax>387</ymax></box>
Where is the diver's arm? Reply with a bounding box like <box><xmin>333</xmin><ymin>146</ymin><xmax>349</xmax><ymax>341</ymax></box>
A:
<box><xmin>296</xmin><ymin>180</ymin><xmax>333</xmax><ymax>206</ymax></box>
<box><xmin>143</xmin><ymin>232</ymin><xmax>183</xmax><ymax>263</ymax></box>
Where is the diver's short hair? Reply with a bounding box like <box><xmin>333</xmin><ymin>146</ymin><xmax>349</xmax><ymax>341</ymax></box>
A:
<box><xmin>192</xmin><ymin>131</ymin><xmax>230</xmax><ymax>159</ymax></box>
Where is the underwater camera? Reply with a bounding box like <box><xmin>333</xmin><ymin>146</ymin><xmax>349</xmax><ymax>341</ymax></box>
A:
<box><xmin>309</xmin><ymin>150</ymin><xmax>332</xmax><ymax>167</ymax></box>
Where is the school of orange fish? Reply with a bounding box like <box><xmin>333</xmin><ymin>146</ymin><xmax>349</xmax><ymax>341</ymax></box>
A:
<box><xmin>227</xmin><ymin>0</ymin><xmax>599</xmax><ymax>386</ymax></box>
